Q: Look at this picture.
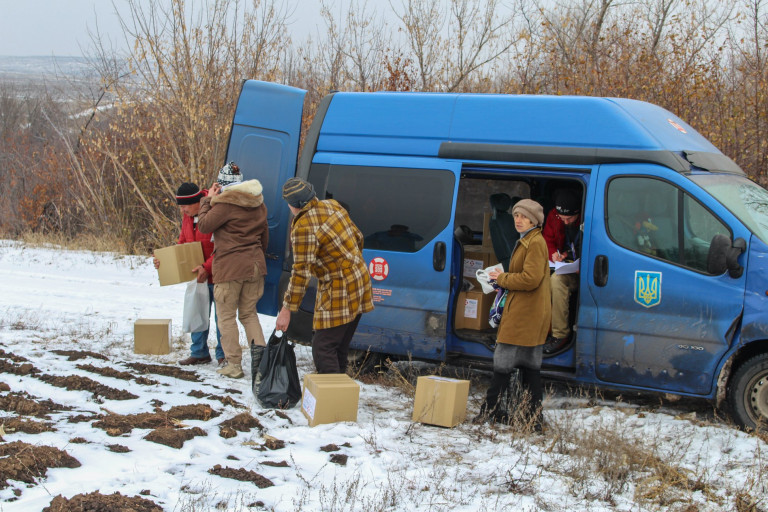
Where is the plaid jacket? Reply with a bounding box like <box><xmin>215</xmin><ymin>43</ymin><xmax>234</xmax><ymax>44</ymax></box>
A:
<box><xmin>284</xmin><ymin>198</ymin><xmax>374</xmax><ymax>329</ymax></box>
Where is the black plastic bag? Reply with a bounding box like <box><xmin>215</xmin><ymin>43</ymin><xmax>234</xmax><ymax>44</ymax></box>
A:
<box><xmin>255</xmin><ymin>330</ymin><xmax>301</xmax><ymax>409</ymax></box>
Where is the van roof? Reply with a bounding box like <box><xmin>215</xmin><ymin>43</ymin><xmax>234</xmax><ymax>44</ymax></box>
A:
<box><xmin>310</xmin><ymin>92</ymin><xmax>741</xmax><ymax>174</ymax></box>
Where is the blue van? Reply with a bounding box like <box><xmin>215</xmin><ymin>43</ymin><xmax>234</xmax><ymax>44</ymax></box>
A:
<box><xmin>226</xmin><ymin>80</ymin><xmax>768</xmax><ymax>430</ymax></box>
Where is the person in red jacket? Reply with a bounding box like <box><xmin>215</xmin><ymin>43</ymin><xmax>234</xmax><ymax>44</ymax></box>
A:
<box><xmin>542</xmin><ymin>189</ymin><xmax>582</xmax><ymax>355</ymax></box>
<box><xmin>154</xmin><ymin>182</ymin><xmax>224</xmax><ymax>365</ymax></box>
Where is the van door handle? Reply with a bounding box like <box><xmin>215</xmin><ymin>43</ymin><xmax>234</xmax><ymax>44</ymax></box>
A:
<box><xmin>433</xmin><ymin>241</ymin><xmax>446</xmax><ymax>271</ymax></box>
<box><xmin>594</xmin><ymin>255</ymin><xmax>608</xmax><ymax>287</ymax></box>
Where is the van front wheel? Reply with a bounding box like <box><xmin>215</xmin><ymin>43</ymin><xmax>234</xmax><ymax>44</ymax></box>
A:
<box><xmin>729</xmin><ymin>353</ymin><xmax>768</xmax><ymax>431</ymax></box>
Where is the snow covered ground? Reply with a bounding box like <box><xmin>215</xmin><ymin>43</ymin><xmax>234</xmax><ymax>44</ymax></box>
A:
<box><xmin>0</xmin><ymin>240</ymin><xmax>766</xmax><ymax>511</ymax></box>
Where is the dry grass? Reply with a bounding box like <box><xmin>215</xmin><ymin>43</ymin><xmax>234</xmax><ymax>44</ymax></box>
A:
<box><xmin>19</xmin><ymin>231</ymin><xmax>132</xmax><ymax>255</ymax></box>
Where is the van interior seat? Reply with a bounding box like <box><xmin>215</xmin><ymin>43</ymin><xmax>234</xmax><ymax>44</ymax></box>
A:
<box><xmin>489</xmin><ymin>192</ymin><xmax>519</xmax><ymax>271</ymax></box>
<box><xmin>644</xmin><ymin>194</ymin><xmax>678</xmax><ymax>260</ymax></box>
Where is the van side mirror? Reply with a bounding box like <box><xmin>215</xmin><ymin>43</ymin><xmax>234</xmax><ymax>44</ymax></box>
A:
<box><xmin>707</xmin><ymin>234</ymin><xmax>746</xmax><ymax>278</ymax></box>
<box><xmin>727</xmin><ymin>237</ymin><xmax>746</xmax><ymax>278</ymax></box>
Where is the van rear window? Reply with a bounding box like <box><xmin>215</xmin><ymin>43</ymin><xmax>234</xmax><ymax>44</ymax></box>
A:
<box><xmin>307</xmin><ymin>163</ymin><xmax>455</xmax><ymax>252</ymax></box>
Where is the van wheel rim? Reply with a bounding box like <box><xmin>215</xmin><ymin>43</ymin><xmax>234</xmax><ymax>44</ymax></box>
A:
<box><xmin>749</xmin><ymin>373</ymin><xmax>768</xmax><ymax>423</ymax></box>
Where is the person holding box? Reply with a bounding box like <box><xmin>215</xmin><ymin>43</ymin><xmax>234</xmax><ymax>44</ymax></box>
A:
<box><xmin>153</xmin><ymin>182</ymin><xmax>224</xmax><ymax>366</ymax></box>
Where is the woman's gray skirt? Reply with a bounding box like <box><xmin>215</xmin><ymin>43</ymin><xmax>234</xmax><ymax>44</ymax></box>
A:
<box><xmin>493</xmin><ymin>343</ymin><xmax>543</xmax><ymax>373</ymax></box>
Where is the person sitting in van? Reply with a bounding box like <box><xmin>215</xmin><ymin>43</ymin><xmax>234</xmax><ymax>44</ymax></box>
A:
<box><xmin>275</xmin><ymin>178</ymin><xmax>374</xmax><ymax>374</ymax></box>
<box><xmin>542</xmin><ymin>189</ymin><xmax>583</xmax><ymax>355</ymax></box>
<box><xmin>476</xmin><ymin>199</ymin><xmax>551</xmax><ymax>432</ymax></box>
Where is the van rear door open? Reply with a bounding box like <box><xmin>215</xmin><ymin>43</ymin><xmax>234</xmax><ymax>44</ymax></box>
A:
<box><xmin>224</xmin><ymin>80</ymin><xmax>306</xmax><ymax>315</ymax></box>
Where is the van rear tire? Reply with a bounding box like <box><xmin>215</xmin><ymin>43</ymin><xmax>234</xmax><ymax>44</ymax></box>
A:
<box><xmin>728</xmin><ymin>353</ymin><xmax>768</xmax><ymax>431</ymax></box>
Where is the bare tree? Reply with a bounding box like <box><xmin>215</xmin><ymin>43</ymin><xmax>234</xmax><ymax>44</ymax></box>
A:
<box><xmin>444</xmin><ymin>0</ymin><xmax>521</xmax><ymax>91</ymax></box>
<box><xmin>391</xmin><ymin>0</ymin><xmax>446</xmax><ymax>90</ymax></box>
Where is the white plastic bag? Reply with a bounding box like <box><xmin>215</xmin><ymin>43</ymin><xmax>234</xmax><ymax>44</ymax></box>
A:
<box><xmin>182</xmin><ymin>281</ymin><xmax>210</xmax><ymax>333</ymax></box>
<box><xmin>475</xmin><ymin>263</ymin><xmax>504</xmax><ymax>294</ymax></box>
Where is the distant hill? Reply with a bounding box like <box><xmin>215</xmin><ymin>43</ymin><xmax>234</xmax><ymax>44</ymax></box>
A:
<box><xmin>0</xmin><ymin>55</ymin><xmax>94</xmax><ymax>76</ymax></box>
<box><xmin>0</xmin><ymin>55</ymin><xmax>104</xmax><ymax>92</ymax></box>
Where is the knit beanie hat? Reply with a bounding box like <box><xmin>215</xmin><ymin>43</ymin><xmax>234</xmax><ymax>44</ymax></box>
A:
<box><xmin>282</xmin><ymin>177</ymin><xmax>316</xmax><ymax>208</ymax></box>
<box><xmin>175</xmin><ymin>182</ymin><xmax>203</xmax><ymax>205</ymax></box>
<box><xmin>512</xmin><ymin>199</ymin><xmax>544</xmax><ymax>226</ymax></box>
<box><xmin>555</xmin><ymin>189</ymin><xmax>580</xmax><ymax>216</ymax></box>
<box><xmin>217</xmin><ymin>161</ymin><xmax>243</xmax><ymax>187</ymax></box>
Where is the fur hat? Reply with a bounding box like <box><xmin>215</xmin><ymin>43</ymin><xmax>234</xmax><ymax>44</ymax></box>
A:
<box><xmin>512</xmin><ymin>199</ymin><xmax>544</xmax><ymax>226</ymax></box>
<box><xmin>217</xmin><ymin>162</ymin><xmax>243</xmax><ymax>187</ymax></box>
<box><xmin>555</xmin><ymin>189</ymin><xmax>580</xmax><ymax>216</ymax></box>
<box><xmin>175</xmin><ymin>182</ymin><xmax>203</xmax><ymax>205</ymax></box>
<box><xmin>282</xmin><ymin>177</ymin><xmax>316</xmax><ymax>208</ymax></box>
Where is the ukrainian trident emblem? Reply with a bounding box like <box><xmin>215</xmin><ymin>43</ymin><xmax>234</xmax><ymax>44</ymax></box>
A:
<box><xmin>634</xmin><ymin>271</ymin><xmax>662</xmax><ymax>308</ymax></box>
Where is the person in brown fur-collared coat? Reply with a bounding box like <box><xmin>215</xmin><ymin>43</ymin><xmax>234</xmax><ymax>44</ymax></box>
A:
<box><xmin>197</xmin><ymin>163</ymin><xmax>269</xmax><ymax>380</ymax></box>
<box><xmin>476</xmin><ymin>198</ymin><xmax>551</xmax><ymax>432</ymax></box>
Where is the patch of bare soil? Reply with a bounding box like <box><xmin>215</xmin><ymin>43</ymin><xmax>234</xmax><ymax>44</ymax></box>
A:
<box><xmin>261</xmin><ymin>460</ymin><xmax>289</xmax><ymax>467</ymax></box>
<box><xmin>275</xmin><ymin>410</ymin><xmax>293</xmax><ymax>424</ymax></box>
<box><xmin>0</xmin><ymin>391</ymin><xmax>71</xmax><ymax>418</ymax></box>
<box><xmin>219</xmin><ymin>412</ymin><xmax>263</xmax><ymax>438</ymax></box>
<box><xmin>0</xmin><ymin>382</ymin><xmax>9</xmax><ymax>392</ymax></box>
<box><xmin>76</xmin><ymin>363</ymin><xmax>161</xmax><ymax>386</ymax></box>
<box><xmin>208</xmin><ymin>464</ymin><xmax>274</xmax><ymax>488</ymax></box>
<box><xmin>68</xmin><ymin>413</ymin><xmax>104</xmax><ymax>423</ymax></box>
<box><xmin>76</xmin><ymin>363</ymin><xmax>131</xmax><ymax>380</ymax></box>
<box><xmin>187</xmin><ymin>389</ymin><xmax>246</xmax><ymax>408</ymax></box>
<box><xmin>125</xmin><ymin>362</ymin><xmax>201</xmax><ymax>382</ymax></box>
<box><xmin>107</xmin><ymin>444</ymin><xmax>130</xmax><ymax>453</ymax></box>
<box><xmin>93</xmin><ymin>404</ymin><xmax>219</xmax><ymax>436</ymax></box>
<box><xmin>0</xmin><ymin>441</ymin><xmax>80</xmax><ymax>490</ymax></box>
<box><xmin>144</xmin><ymin>426</ymin><xmax>206</xmax><ymax>448</ymax></box>
<box><xmin>330</xmin><ymin>454</ymin><xmax>348</xmax><ymax>466</ymax></box>
<box><xmin>0</xmin><ymin>359</ymin><xmax>40</xmax><ymax>376</ymax></box>
<box><xmin>1</xmin><ymin>416</ymin><xmax>54</xmax><ymax>434</ymax></box>
<box><xmin>51</xmin><ymin>350</ymin><xmax>108</xmax><ymax>361</ymax></box>
<box><xmin>43</xmin><ymin>491</ymin><xmax>162</xmax><ymax>512</ymax></box>
<box><xmin>263</xmin><ymin>436</ymin><xmax>285</xmax><ymax>451</ymax></box>
<box><xmin>37</xmin><ymin>374</ymin><xmax>138</xmax><ymax>401</ymax></box>
<box><xmin>0</xmin><ymin>348</ymin><xmax>29</xmax><ymax>363</ymax></box>
<box><xmin>166</xmin><ymin>404</ymin><xmax>220</xmax><ymax>421</ymax></box>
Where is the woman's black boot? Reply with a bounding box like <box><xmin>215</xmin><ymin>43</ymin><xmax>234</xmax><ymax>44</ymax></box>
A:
<box><xmin>474</xmin><ymin>371</ymin><xmax>512</xmax><ymax>423</ymax></box>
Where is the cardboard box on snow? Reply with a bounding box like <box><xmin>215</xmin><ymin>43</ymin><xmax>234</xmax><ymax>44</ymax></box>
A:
<box><xmin>155</xmin><ymin>242</ymin><xmax>204</xmax><ymax>286</ymax></box>
<box><xmin>301</xmin><ymin>373</ymin><xmax>360</xmax><ymax>427</ymax></box>
<box><xmin>134</xmin><ymin>319</ymin><xmax>171</xmax><ymax>355</ymax></box>
<box><xmin>412</xmin><ymin>375</ymin><xmax>470</xmax><ymax>427</ymax></box>
<box><xmin>455</xmin><ymin>290</ymin><xmax>494</xmax><ymax>331</ymax></box>
<box><xmin>462</xmin><ymin>245</ymin><xmax>498</xmax><ymax>290</ymax></box>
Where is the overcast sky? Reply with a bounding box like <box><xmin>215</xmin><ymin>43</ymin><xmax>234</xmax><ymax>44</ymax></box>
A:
<box><xmin>0</xmin><ymin>0</ymin><xmax>326</xmax><ymax>57</ymax></box>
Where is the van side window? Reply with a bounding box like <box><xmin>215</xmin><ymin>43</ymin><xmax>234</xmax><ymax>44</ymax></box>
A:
<box><xmin>307</xmin><ymin>163</ymin><xmax>455</xmax><ymax>252</ymax></box>
<box><xmin>683</xmin><ymin>195</ymin><xmax>730</xmax><ymax>271</ymax></box>
<box><xmin>607</xmin><ymin>177</ymin><xmax>729</xmax><ymax>273</ymax></box>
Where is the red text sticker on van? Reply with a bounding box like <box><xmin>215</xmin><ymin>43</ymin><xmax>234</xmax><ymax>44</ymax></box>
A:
<box><xmin>369</xmin><ymin>257</ymin><xmax>389</xmax><ymax>281</ymax></box>
<box><xmin>667</xmin><ymin>118</ymin><xmax>687</xmax><ymax>134</ymax></box>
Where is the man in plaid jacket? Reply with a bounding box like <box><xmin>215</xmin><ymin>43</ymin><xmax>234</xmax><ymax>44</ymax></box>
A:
<box><xmin>275</xmin><ymin>178</ymin><xmax>374</xmax><ymax>373</ymax></box>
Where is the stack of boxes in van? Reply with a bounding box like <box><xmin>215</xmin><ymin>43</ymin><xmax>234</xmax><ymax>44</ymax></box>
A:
<box><xmin>457</xmin><ymin>213</ymin><xmax>498</xmax><ymax>331</ymax></box>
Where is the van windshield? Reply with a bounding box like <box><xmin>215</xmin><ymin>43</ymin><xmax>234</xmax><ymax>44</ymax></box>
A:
<box><xmin>689</xmin><ymin>174</ymin><xmax>768</xmax><ymax>244</ymax></box>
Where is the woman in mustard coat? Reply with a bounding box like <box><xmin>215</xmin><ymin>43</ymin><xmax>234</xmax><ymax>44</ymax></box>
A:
<box><xmin>477</xmin><ymin>198</ymin><xmax>551</xmax><ymax>431</ymax></box>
